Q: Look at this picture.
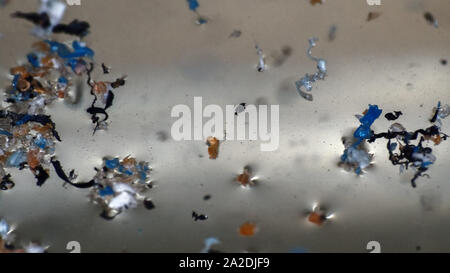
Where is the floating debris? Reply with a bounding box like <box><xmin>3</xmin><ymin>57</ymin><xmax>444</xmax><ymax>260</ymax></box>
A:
<box><xmin>310</xmin><ymin>0</ymin><xmax>323</xmax><ymax>5</ymax></box>
<box><xmin>385</xmin><ymin>111</ymin><xmax>403</xmax><ymax>121</ymax></box>
<box><xmin>441</xmin><ymin>59</ymin><xmax>447</xmax><ymax>66</ymax></box>
<box><xmin>239</xmin><ymin>222</ymin><xmax>257</xmax><ymax>237</ymax></box>
<box><xmin>206</xmin><ymin>136</ymin><xmax>219</xmax><ymax>159</ymax></box>
<box><xmin>424</xmin><ymin>12</ymin><xmax>438</xmax><ymax>28</ymax></box>
<box><xmin>367</xmin><ymin>12</ymin><xmax>382</xmax><ymax>22</ymax></box>
<box><xmin>102</xmin><ymin>63</ymin><xmax>111</xmax><ymax>74</ymax></box>
<box><xmin>328</xmin><ymin>24</ymin><xmax>337</xmax><ymax>41</ymax></box>
<box><xmin>234</xmin><ymin>103</ymin><xmax>247</xmax><ymax>115</ymax></box>
<box><xmin>88</xmin><ymin>156</ymin><xmax>152</xmax><ymax>219</ymax></box>
<box><xmin>203</xmin><ymin>194</ymin><xmax>211</xmax><ymax>200</ymax></box>
<box><xmin>192</xmin><ymin>211</ymin><xmax>208</xmax><ymax>221</ymax></box>
<box><xmin>229</xmin><ymin>30</ymin><xmax>242</xmax><ymax>38</ymax></box>
<box><xmin>295</xmin><ymin>38</ymin><xmax>327</xmax><ymax>101</ymax></box>
<box><xmin>272</xmin><ymin>46</ymin><xmax>293</xmax><ymax>67</ymax></box>
<box><xmin>201</xmin><ymin>237</ymin><xmax>220</xmax><ymax>253</ymax></box>
<box><xmin>255</xmin><ymin>45</ymin><xmax>266</xmax><ymax>72</ymax></box>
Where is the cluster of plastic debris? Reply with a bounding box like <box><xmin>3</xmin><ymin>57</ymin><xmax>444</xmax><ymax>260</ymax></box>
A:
<box><xmin>341</xmin><ymin>103</ymin><xmax>449</xmax><ymax>187</ymax></box>
<box><xmin>0</xmin><ymin>218</ymin><xmax>47</xmax><ymax>253</ymax></box>
<box><xmin>368</xmin><ymin>102</ymin><xmax>449</xmax><ymax>187</ymax></box>
<box><xmin>88</xmin><ymin>156</ymin><xmax>153</xmax><ymax>220</ymax></box>
<box><xmin>295</xmin><ymin>38</ymin><xmax>327</xmax><ymax>101</ymax></box>
<box><xmin>0</xmin><ymin>0</ymin><xmax>130</xmax><ymax>194</ymax></box>
<box><xmin>0</xmin><ymin>39</ymin><xmax>95</xmax><ymax>188</ymax></box>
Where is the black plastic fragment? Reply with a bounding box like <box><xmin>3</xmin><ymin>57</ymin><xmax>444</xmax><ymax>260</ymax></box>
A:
<box><xmin>104</xmin><ymin>91</ymin><xmax>114</xmax><ymax>110</ymax></box>
<box><xmin>11</xmin><ymin>11</ymin><xmax>50</xmax><ymax>28</ymax></box>
<box><xmin>50</xmin><ymin>157</ymin><xmax>97</xmax><ymax>188</ymax></box>
<box><xmin>0</xmin><ymin>174</ymin><xmax>15</xmax><ymax>191</ymax></box>
<box><xmin>34</xmin><ymin>165</ymin><xmax>49</xmax><ymax>187</ymax></box>
<box><xmin>101</xmin><ymin>63</ymin><xmax>110</xmax><ymax>74</ymax></box>
<box><xmin>53</xmin><ymin>19</ymin><xmax>90</xmax><ymax>37</ymax></box>
<box><xmin>385</xmin><ymin>111</ymin><xmax>403</xmax><ymax>121</ymax></box>
<box><xmin>192</xmin><ymin>211</ymin><xmax>208</xmax><ymax>221</ymax></box>
<box><xmin>143</xmin><ymin>199</ymin><xmax>155</xmax><ymax>210</ymax></box>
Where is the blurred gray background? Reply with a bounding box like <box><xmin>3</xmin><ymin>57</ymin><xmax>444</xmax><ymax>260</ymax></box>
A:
<box><xmin>0</xmin><ymin>0</ymin><xmax>450</xmax><ymax>253</ymax></box>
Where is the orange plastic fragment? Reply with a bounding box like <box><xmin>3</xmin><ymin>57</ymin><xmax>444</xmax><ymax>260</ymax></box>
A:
<box><xmin>93</xmin><ymin>81</ymin><xmax>108</xmax><ymax>95</ymax></box>
<box><xmin>13</xmin><ymin>124</ymin><xmax>30</xmax><ymax>137</ymax></box>
<box><xmin>237</xmin><ymin>167</ymin><xmax>251</xmax><ymax>186</ymax></box>
<box><xmin>206</xmin><ymin>137</ymin><xmax>219</xmax><ymax>159</ymax></box>
<box><xmin>425</xmin><ymin>134</ymin><xmax>442</xmax><ymax>145</ymax></box>
<box><xmin>239</xmin><ymin>222</ymin><xmax>256</xmax><ymax>236</ymax></box>
<box><xmin>308</xmin><ymin>212</ymin><xmax>325</xmax><ymax>225</ymax></box>
<box><xmin>32</xmin><ymin>124</ymin><xmax>53</xmax><ymax>135</ymax></box>
<box><xmin>57</xmin><ymin>91</ymin><xmax>65</xmax><ymax>98</ymax></box>
<box><xmin>10</xmin><ymin>66</ymin><xmax>30</xmax><ymax>78</ymax></box>
<box><xmin>40</xmin><ymin>55</ymin><xmax>54</xmax><ymax>68</ymax></box>
<box><xmin>32</xmin><ymin>41</ymin><xmax>50</xmax><ymax>52</ymax></box>
<box><xmin>122</xmin><ymin>156</ymin><xmax>137</xmax><ymax>167</ymax></box>
<box><xmin>27</xmin><ymin>149</ymin><xmax>40</xmax><ymax>170</ymax></box>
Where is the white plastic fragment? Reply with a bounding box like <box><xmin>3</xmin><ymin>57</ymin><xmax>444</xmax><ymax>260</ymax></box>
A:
<box><xmin>0</xmin><ymin>219</ymin><xmax>10</xmax><ymax>239</ymax></box>
<box><xmin>107</xmin><ymin>183</ymin><xmax>138</xmax><ymax>210</ymax></box>
<box><xmin>24</xmin><ymin>243</ymin><xmax>47</xmax><ymax>253</ymax></box>
<box><xmin>255</xmin><ymin>45</ymin><xmax>266</xmax><ymax>72</ymax></box>
<box><xmin>344</xmin><ymin>146</ymin><xmax>371</xmax><ymax>170</ymax></box>
<box><xmin>201</xmin><ymin>237</ymin><xmax>220</xmax><ymax>253</ymax></box>
<box><xmin>33</xmin><ymin>0</ymin><xmax>66</xmax><ymax>37</ymax></box>
<box><xmin>295</xmin><ymin>37</ymin><xmax>327</xmax><ymax>101</ymax></box>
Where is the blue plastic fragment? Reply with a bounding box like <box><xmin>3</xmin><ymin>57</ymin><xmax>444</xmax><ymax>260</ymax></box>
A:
<box><xmin>46</xmin><ymin>40</ymin><xmax>72</xmax><ymax>57</ymax></box>
<box><xmin>197</xmin><ymin>17</ymin><xmax>207</xmax><ymax>24</ymax></box>
<box><xmin>389</xmin><ymin>142</ymin><xmax>397</xmax><ymax>151</ymax></box>
<box><xmin>34</xmin><ymin>134</ymin><xmax>47</xmax><ymax>149</ymax></box>
<box><xmin>12</xmin><ymin>74</ymin><xmax>20</xmax><ymax>89</ymax></box>
<box><xmin>187</xmin><ymin>0</ymin><xmax>199</xmax><ymax>11</ymax></box>
<box><xmin>58</xmin><ymin>76</ymin><xmax>68</xmax><ymax>85</ymax></box>
<box><xmin>118</xmin><ymin>165</ymin><xmax>133</xmax><ymax>176</ymax></box>
<box><xmin>353</xmin><ymin>105</ymin><xmax>382</xmax><ymax>145</ymax></box>
<box><xmin>45</xmin><ymin>40</ymin><xmax>94</xmax><ymax>60</ymax></box>
<box><xmin>27</xmin><ymin>53</ymin><xmax>40</xmax><ymax>68</ymax></box>
<box><xmin>105</xmin><ymin>158</ymin><xmax>120</xmax><ymax>169</ymax></box>
<box><xmin>7</xmin><ymin>150</ymin><xmax>26</xmax><ymax>167</ymax></box>
<box><xmin>14</xmin><ymin>115</ymin><xmax>32</xmax><ymax>126</ymax></box>
<box><xmin>0</xmin><ymin>129</ymin><xmax>12</xmax><ymax>137</ymax></box>
<box><xmin>99</xmin><ymin>185</ymin><xmax>114</xmax><ymax>197</ymax></box>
